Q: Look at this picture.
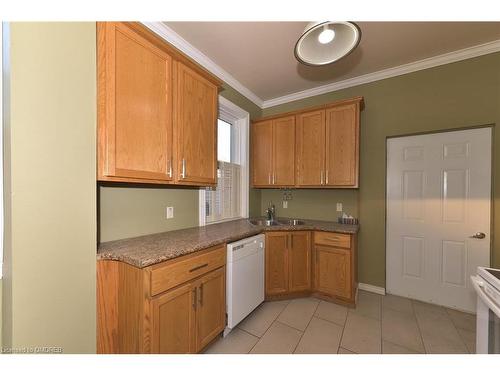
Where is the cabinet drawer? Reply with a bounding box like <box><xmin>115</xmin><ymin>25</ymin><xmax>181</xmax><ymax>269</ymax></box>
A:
<box><xmin>150</xmin><ymin>245</ymin><xmax>226</xmax><ymax>296</ymax></box>
<box><xmin>314</xmin><ymin>232</ymin><xmax>351</xmax><ymax>249</ymax></box>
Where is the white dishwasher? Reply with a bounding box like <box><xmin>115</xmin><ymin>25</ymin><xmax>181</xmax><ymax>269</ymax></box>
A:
<box><xmin>225</xmin><ymin>234</ymin><xmax>265</xmax><ymax>336</ymax></box>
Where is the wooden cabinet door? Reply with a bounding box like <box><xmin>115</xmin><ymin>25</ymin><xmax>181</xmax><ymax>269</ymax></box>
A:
<box><xmin>272</xmin><ymin>116</ymin><xmax>295</xmax><ymax>186</ymax></box>
<box><xmin>99</xmin><ymin>22</ymin><xmax>173</xmax><ymax>182</ymax></box>
<box><xmin>151</xmin><ymin>282</ymin><xmax>197</xmax><ymax>354</ymax></box>
<box><xmin>196</xmin><ymin>267</ymin><xmax>226</xmax><ymax>352</ymax></box>
<box><xmin>175</xmin><ymin>61</ymin><xmax>218</xmax><ymax>186</ymax></box>
<box><xmin>315</xmin><ymin>245</ymin><xmax>352</xmax><ymax>299</ymax></box>
<box><xmin>288</xmin><ymin>232</ymin><xmax>311</xmax><ymax>292</ymax></box>
<box><xmin>325</xmin><ymin>104</ymin><xmax>359</xmax><ymax>187</ymax></box>
<box><xmin>296</xmin><ymin>110</ymin><xmax>326</xmax><ymax>186</ymax></box>
<box><xmin>265</xmin><ymin>232</ymin><xmax>289</xmax><ymax>295</ymax></box>
<box><xmin>251</xmin><ymin>120</ymin><xmax>273</xmax><ymax>186</ymax></box>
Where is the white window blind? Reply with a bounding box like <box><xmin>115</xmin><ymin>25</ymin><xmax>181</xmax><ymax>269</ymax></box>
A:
<box><xmin>205</xmin><ymin>161</ymin><xmax>241</xmax><ymax>223</ymax></box>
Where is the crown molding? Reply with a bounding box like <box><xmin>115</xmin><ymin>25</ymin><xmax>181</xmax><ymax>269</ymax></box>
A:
<box><xmin>262</xmin><ymin>39</ymin><xmax>500</xmax><ymax>108</ymax></box>
<box><xmin>142</xmin><ymin>22</ymin><xmax>264</xmax><ymax>108</ymax></box>
<box><xmin>141</xmin><ymin>22</ymin><xmax>500</xmax><ymax>110</ymax></box>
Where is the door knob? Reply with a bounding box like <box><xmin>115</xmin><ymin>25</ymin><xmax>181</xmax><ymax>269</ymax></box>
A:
<box><xmin>470</xmin><ymin>232</ymin><xmax>486</xmax><ymax>239</ymax></box>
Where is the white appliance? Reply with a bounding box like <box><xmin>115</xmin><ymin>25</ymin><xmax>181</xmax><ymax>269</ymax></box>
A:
<box><xmin>471</xmin><ymin>267</ymin><xmax>500</xmax><ymax>353</ymax></box>
<box><xmin>225</xmin><ymin>234</ymin><xmax>265</xmax><ymax>336</ymax></box>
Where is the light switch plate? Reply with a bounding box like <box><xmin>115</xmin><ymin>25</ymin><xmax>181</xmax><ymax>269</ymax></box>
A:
<box><xmin>166</xmin><ymin>206</ymin><xmax>174</xmax><ymax>219</ymax></box>
<box><xmin>283</xmin><ymin>201</ymin><xmax>288</xmax><ymax>209</ymax></box>
<box><xmin>336</xmin><ymin>203</ymin><xmax>343</xmax><ymax>212</ymax></box>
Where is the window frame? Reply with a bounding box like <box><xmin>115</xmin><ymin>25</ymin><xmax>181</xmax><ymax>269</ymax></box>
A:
<box><xmin>199</xmin><ymin>96</ymin><xmax>249</xmax><ymax>226</ymax></box>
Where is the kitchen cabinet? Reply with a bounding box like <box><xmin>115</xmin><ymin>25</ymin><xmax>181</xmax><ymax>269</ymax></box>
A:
<box><xmin>151</xmin><ymin>266</ymin><xmax>225</xmax><ymax>354</ymax></box>
<box><xmin>265</xmin><ymin>232</ymin><xmax>289</xmax><ymax>295</ymax></box>
<box><xmin>251</xmin><ymin>116</ymin><xmax>295</xmax><ymax>187</ymax></box>
<box><xmin>296</xmin><ymin>110</ymin><xmax>325</xmax><ymax>186</ymax></box>
<box><xmin>265</xmin><ymin>231</ymin><xmax>311</xmax><ymax>297</ymax></box>
<box><xmin>97</xmin><ymin>22</ymin><xmax>221</xmax><ymax>186</ymax></box>
<box><xmin>313</xmin><ymin>232</ymin><xmax>357</xmax><ymax>304</ymax></box>
<box><xmin>174</xmin><ymin>61</ymin><xmax>218</xmax><ymax>186</ymax></box>
<box><xmin>97</xmin><ymin>244</ymin><xmax>226</xmax><ymax>354</ymax></box>
<box><xmin>251</xmin><ymin>97</ymin><xmax>363</xmax><ymax>188</ymax></box>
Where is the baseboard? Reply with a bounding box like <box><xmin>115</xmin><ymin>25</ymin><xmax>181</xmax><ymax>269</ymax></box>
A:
<box><xmin>358</xmin><ymin>283</ymin><xmax>386</xmax><ymax>295</ymax></box>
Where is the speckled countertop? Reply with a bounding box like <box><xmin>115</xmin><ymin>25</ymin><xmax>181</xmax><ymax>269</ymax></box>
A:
<box><xmin>97</xmin><ymin>218</ymin><xmax>359</xmax><ymax>268</ymax></box>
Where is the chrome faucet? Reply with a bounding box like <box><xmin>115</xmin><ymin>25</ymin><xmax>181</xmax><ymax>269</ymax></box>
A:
<box><xmin>265</xmin><ymin>202</ymin><xmax>276</xmax><ymax>222</ymax></box>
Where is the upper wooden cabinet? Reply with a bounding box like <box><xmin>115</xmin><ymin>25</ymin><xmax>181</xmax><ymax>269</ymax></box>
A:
<box><xmin>97</xmin><ymin>22</ymin><xmax>221</xmax><ymax>186</ymax></box>
<box><xmin>252</xmin><ymin>116</ymin><xmax>295</xmax><ymax>187</ymax></box>
<box><xmin>251</xmin><ymin>97</ymin><xmax>363</xmax><ymax>188</ymax></box>
<box><xmin>174</xmin><ymin>62</ymin><xmax>218</xmax><ymax>185</ymax></box>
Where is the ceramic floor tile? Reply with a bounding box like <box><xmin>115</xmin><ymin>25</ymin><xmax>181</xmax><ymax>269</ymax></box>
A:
<box><xmin>446</xmin><ymin>308</ymin><xmax>476</xmax><ymax>332</ymax></box>
<box><xmin>338</xmin><ymin>347</ymin><xmax>356</xmax><ymax>354</ymax></box>
<box><xmin>277</xmin><ymin>297</ymin><xmax>320</xmax><ymax>331</ymax></box>
<box><xmin>457</xmin><ymin>328</ymin><xmax>476</xmax><ymax>354</ymax></box>
<box><xmin>238</xmin><ymin>300</ymin><xmax>289</xmax><ymax>338</ymax></box>
<box><xmin>249</xmin><ymin>321</ymin><xmax>302</xmax><ymax>354</ymax></box>
<box><xmin>349</xmin><ymin>290</ymin><xmax>381</xmax><ymax>320</ymax></box>
<box><xmin>204</xmin><ymin>328</ymin><xmax>258</xmax><ymax>354</ymax></box>
<box><xmin>340</xmin><ymin>312</ymin><xmax>381</xmax><ymax>354</ymax></box>
<box><xmin>382</xmin><ymin>308</ymin><xmax>425</xmax><ymax>353</ymax></box>
<box><xmin>382</xmin><ymin>340</ymin><xmax>420</xmax><ymax>354</ymax></box>
<box><xmin>382</xmin><ymin>294</ymin><xmax>414</xmax><ymax>315</ymax></box>
<box><xmin>413</xmin><ymin>300</ymin><xmax>468</xmax><ymax>354</ymax></box>
<box><xmin>294</xmin><ymin>317</ymin><xmax>343</xmax><ymax>354</ymax></box>
<box><xmin>314</xmin><ymin>300</ymin><xmax>348</xmax><ymax>327</ymax></box>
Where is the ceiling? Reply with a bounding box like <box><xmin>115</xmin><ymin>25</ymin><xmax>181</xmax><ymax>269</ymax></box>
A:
<box><xmin>165</xmin><ymin>22</ymin><xmax>500</xmax><ymax>105</ymax></box>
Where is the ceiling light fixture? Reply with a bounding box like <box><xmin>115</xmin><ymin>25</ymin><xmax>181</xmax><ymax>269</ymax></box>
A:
<box><xmin>294</xmin><ymin>21</ymin><xmax>361</xmax><ymax>66</ymax></box>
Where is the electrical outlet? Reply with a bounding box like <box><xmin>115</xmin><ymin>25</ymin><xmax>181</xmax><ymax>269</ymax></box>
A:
<box><xmin>166</xmin><ymin>206</ymin><xmax>174</xmax><ymax>219</ymax></box>
<box><xmin>283</xmin><ymin>201</ymin><xmax>288</xmax><ymax>209</ymax></box>
<box><xmin>336</xmin><ymin>203</ymin><xmax>343</xmax><ymax>212</ymax></box>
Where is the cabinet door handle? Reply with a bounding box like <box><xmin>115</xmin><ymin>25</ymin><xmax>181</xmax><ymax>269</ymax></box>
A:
<box><xmin>167</xmin><ymin>158</ymin><xmax>172</xmax><ymax>178</ymax></box>
<box><xmin>181</xmin><ymin>158</ymin><xmax>186</xmax><ymax>179</ymax></box>
<box><xmin>192</xmin><ymin>287</ymin><xmax>197</xmax><ymax>310</ymax></box>
<box><xmin>199</xmin><ymin>284</ymin><xmax>204</xmax><ymax>306</ymax></box>
<box><xmin>320</xmin><ymin>170</ymin><xmax>324</xmax><ymax>185</ymax></box>
<box><xmin>189</xmin><ymin>263</ymin><xmax>208</xmax><ymax>273</ymax></box>
<box><xmin>325</xmin><ymin>170</ymin><xmax>329</xmax><ymax>185</ymax></box>
<box><xmin>268</xmin><ymin>172</ymin><xmax>271</xmax><ymax>185</ymax></box>
<box><xmin>272</xmin><ymin>172</ymin><xmax>275</xmax><ymax>185</ymax></box>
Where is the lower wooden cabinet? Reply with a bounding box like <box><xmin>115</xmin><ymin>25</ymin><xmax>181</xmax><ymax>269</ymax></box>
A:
<box><xmin>313</xmin><ymin>232</ymin><xmax>357</xmax><ymax>304</ymax></box>
<box><xmin>264</xmin><ymin>230</ymin><xmax>357</xmax><ymax>306</ymax></box>
<box><xmin>151</xmin><ymin>266</ymin><xmax>225</xmax><ymax>354</ymax></box>
<box><xmin>97</xmin><ymin>245</ymin><xmax>226</xmax><ymax>354</ymax></box>
<box><xmin>265</xmin><ymin>231</ymin><xmax>311</xmax><ymax>297</ymax></box>
<box><xmin>314</xmin><ymin>245</ymin><xmax>351</xmax><ymax>299</ymax></box>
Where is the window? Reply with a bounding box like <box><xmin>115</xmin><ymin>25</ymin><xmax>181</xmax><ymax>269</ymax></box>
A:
<box><xmin>199</xmin><ymin>97</ymin><xmax>249</xmax><ymax>225</ymax></box>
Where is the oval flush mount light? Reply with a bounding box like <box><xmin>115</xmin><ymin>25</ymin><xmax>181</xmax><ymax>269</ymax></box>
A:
<box><xmin>294</xmin><ymin>21</ymin><xmax>361</xmax><ymax>66</ymax></box>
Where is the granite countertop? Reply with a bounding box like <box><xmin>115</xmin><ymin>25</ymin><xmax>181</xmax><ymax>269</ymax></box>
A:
<box><xmin>97</xmin><ymin>218</ymin><xmax>359</xmax><ymax>268</ymax></box>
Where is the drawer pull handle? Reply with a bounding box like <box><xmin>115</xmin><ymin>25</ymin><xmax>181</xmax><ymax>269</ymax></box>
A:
<box><xmin>189</xmin><ymin>263</ymin><xmax>208</xmax><ymax>273</ymax></box>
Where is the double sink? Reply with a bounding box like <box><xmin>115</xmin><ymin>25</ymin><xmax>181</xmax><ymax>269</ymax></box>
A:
<box><xmin>248</xmin><ymin>218</ymin><xmax>305</xmax><ymax>227</ymax></box>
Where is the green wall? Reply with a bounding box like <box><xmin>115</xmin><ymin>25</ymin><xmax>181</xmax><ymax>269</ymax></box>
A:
<box><xmin>98</xmin><ymin>80</ymin><xmax>263</xmax><ymax>242</ymax></box>
<box><xmin>261</xmin><ymin>52</ymin><xmax>500</xmax><ymax>288</ymax></box>
<box><xmin>2</xmin><ymin>23</ymin><xmax>96</xmax><ymax>353</ymax></box>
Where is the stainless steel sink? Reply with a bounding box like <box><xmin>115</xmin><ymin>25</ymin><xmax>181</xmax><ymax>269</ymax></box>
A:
<box><xmin>277</xmin><ymin>219</ymin><xmax>305</xmax><ymax>226</ymax></box>
<box><xmin>248</xmin><ymin>219</ymin><xmax>280</xmax><ymax>226</ymax></box>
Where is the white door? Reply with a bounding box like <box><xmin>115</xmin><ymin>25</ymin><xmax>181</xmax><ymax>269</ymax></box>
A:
<box><xmin>386</xmin><ymin>128</ymin><xmax>491</xmax><ymax>313</ymax></box>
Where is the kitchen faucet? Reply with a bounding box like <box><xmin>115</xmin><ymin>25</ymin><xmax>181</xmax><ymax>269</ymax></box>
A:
<box><xmin>265</xmin><ymin>202</ymin><xmax>276</xmax><ymax>222</ymax></box>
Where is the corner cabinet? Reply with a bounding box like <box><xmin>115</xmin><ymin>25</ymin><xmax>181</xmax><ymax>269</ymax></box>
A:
<box><xmin>265</xmin><ymin>231</ymin><xmax>311</xmax><ymax>297</ymax></box>
<box><xmin>251</xmin><ymin>97</ymin><xmax>363</xmax><ymax>188</ymax></box>
<box><xmin>264</xmin><ymin>230</ymin><xmax>357</xmax><ymax>306</ymax></box>
<box><xmin>97</xmin><ymin>22</ymin><xmax>221</xmax><ymax>186</ymax></box>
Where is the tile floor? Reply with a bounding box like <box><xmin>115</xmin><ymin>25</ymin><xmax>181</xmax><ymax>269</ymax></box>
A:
<box><xmin>204</xmin><ymin>291</ymin><xmax>476</xmax><ymax>354</ymax></box>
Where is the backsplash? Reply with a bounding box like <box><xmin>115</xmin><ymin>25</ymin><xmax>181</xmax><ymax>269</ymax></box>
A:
<box><xmin>259</xmin><ymin>189</ymin><xmax>359</xmax><ymax>222</ymax></box>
